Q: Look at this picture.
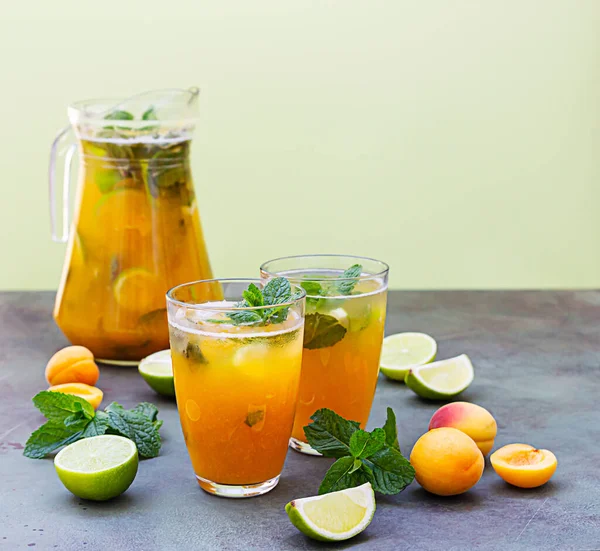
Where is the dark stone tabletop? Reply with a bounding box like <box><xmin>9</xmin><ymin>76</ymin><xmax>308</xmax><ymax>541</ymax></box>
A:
<box><xmin>1</xmin><ymin>291</ymin><xmax>599</xmax><ymax>550</ymax></box>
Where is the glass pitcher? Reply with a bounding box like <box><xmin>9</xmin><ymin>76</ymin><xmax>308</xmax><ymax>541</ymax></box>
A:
<box><xmin>50</xmin><ymin>88</ymin><xmax>214</xmax><ymax>364</ymax></box>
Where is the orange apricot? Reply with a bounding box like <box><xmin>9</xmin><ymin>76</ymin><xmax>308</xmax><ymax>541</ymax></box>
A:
<box><xmin>490</xmin><ymin>444</ymin><xmax>557</xmax><ymax>488</ymax></box>
<box><xmin>47</xmin><ymin>383</ymin><xmax>104</xmax><ymax>410</ymax></box>
<box><xmin>429</xmin><ymin>402</ymin><xmax>497</xmax><ymax>455</ymax></box>
<box><xmin>410</xmin><ymin>427</ymin><xmax>484</xmax><ymax>496</ymax></box>
<box><xmin>45</xmin><ymin>346</ymin><xmax>100</xmax><ymax>386</ymax></box>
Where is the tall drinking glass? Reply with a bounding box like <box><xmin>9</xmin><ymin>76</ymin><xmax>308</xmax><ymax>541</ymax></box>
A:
<box><xmin>260</xmin><ymin>255</ymin><xmax>389</xmax><ymax>455</ymax></box>
<box><xmin>166</xmin><ymin>279</ymin><xmax>305</xmax><ymax>497</ymax></box>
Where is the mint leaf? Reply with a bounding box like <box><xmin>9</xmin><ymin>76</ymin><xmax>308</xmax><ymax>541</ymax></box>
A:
<box><xmin>245</xmin><ymin>408</ymin><xmax>265</xmax><ymax>427</ymax></box>
<box><xmin>262</xmin><ymin>277</ymin><xmax>291</xmax><ymax>306</ymax></box>
<box><xmin>300</xmin><ymin>281</ymin><xmax>323</xmax><ymax>296</ymax></box>
<box><xmin>81</xmin><ymin>412</ymin><xmax>109</xmax><ymax>438</ymax></box>
<box><xmin>105</xmin><ymin>403</ymin><xmax>161</xmax><ymax>458</ymax></box>
<box><xmin>24</xmin><ymin>421</ymin><xmax>84</xmax><ymax>459</ymax></box>
<box><xmin>318</xmin><ymin>457</ymin><xmax>374</xmax><ymax>495</ymax></box>
<box><xmin>349</xmin><ymin>428</ymin><xmax>386</xmax><ymax>459</ymax></box>
<box><xmin>363</xmin><ymin>447</ymin><xmax>415</xmax><ymax>495</ymax></box>
<box><xmin>184</xmin><ymin>342</ymin><xmax>208</xmax><ymax>365</ymax></box>
<box><xmin>242</xmin><ymin>283</ymin><xmax>264</xmax><ymax>307</ymax></box>
<box><xmin>382</xmin><ymin>407</ymin><xmax>400</xmax><ymax>452</ymax></box>
<box><xmin>132</xmin><ymin>402</ymin><xmax>159</xmax><ymax>422</ymax></box>
<box><xmin>336</xmin><ymin>264</ymin><xmax>363</xmax><ymax>295</ymax></box>
<box><xmin>104</xmin><ymin>110</ymin><xmax>134</xmax><ymax>121</ymax></box>
<box><xmin>303</xmin><ymin>408</ymin><xmax>359</xmax><ymax>458</ymax></box>
<box><xmin>142</xmin><ymin>106</ymin><xmax>157</xmax><ymax>121</ymax></box>
<box><xmin>303</xmin><ymin>313</ymin><xmax>347</xmax><ymax>350</ymax></box>
<box><xmin>32</xmin><ymin>391</ymin><xmax>95</xmax><ymax>423</ymax></box>
<box><xmin>227</xmin><ymin>310</ymin><xmax>263</xmax><ymax>325</ymax></box>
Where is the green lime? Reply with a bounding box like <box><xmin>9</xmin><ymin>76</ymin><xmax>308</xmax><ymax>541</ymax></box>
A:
<box><xmin>404</xmin><ymin>354</ymin><xmax>474</xmax><ymax>399</ymax></box>
<box><xmin>285</xmin><ymin>483</ymin><xmax>375</xmax><ymax>542</ymax></box>
<box><xmin>380</xmin><ymin>332</ymin><xmax>437</xmax><ymax>381</ymax></box>
<box><xmin>54</xmin><ymin>435</ymin><xmax>138</xmax><ymax>501</ymax></box>
<box><xmin>138</xmin><ymin>350</ymin><xmax>175</xmax><ymax>397</ymax></box>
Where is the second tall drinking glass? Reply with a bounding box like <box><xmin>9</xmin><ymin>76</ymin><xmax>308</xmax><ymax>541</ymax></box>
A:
<box><xmin>260</xmin><ymin>255</ymin><xmax>389</xmax><ymax>455</ymax></box>
<box><xmin>167</xmin><ymin>278</ymin><xmax>306</xmax><ymax>497</ymax></box>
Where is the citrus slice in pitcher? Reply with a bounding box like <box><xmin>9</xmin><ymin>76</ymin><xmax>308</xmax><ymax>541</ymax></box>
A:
<box><xmin>113</xmin><ymin>268</ymin><xmax>164</xmax><ymax>313</ymax></box>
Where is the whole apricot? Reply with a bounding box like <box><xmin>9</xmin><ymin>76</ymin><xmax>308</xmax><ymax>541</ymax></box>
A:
<box><xmin>429</xmin><ymin>402</ymin><xmax>497</xmax><ymax>455</ymax></box>
<box><xmin>490</xmin><ymin>444</ymin><xmax>557</xmax><ymax>488</ymax></box>
<box><xmin>410</xmin><ymin>427</ymin><xmax>484</xmax><ymax>496</ymax></box>
<box><xmin>45</xmin><ymin>346</ymin><xmax>99</xmax><ymax>386</ymax></box>
<box><xmin>47</xmin><ymin>383</ymin><xmax>104</xmax><ymax>410</ymax></box>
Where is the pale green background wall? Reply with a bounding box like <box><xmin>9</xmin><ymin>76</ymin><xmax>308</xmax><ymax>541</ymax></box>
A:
<box><xmin>1</xmin><ymin>1</ymin><xmax>599</xmax><ymax>290</ymax></box>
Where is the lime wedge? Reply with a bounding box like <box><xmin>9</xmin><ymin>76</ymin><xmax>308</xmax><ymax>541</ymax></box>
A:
<box><xmin>404</xmin><ymin>354</ymin><xmax>474</xmax><ymax>399</ymax></box>
<box><xmin>380</xmin><ymin>332</ymin><xmax>437</xmax><ymax>381</ymax></box>
<box><xmin>54</xmin><ymin>435</ymin><xmax>138</xmax><ymax>501</ymax></box>
<box><xmin>285</xmin><ymin>483</ymin><xmax>375</xmax><ymax>542</ymax></box>
<box><xmin>139</xmin><ymin>350</ymin><xmax>175</xmax><ymax>397</ymax></box>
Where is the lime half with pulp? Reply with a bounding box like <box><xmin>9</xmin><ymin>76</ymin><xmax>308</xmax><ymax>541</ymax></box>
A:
<box><xmin>285</xmin><ymin>483</ymin><xmax>375</xmax><ymax>542</ymax></box>
<box><xmin>139</xmin><ymin>349</ymin><xmax>175</xmax><ymax>397</ymax></box>
<box><xmin>380</xmin><ymin>332</ymin><xmax>437</xmax><ymax>381</ymax></box>
<box><xmin>404</xmin><ymin>354</ymin><xmax>474</xmax><ymax>399</ymax></box>
<box><xmin>54</xmin><ymin>435</ymin><xmax>138</xmax><ymax>501</ymax></box>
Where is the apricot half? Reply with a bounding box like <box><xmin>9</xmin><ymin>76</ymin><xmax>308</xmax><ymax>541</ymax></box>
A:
<box><xmin>45</xmin><ymin>346</ymin><xmax>100</xmax><ymax>387</ymax></box>
<box><xmin>429</xmin><ymin>402</ymin><xmax>497</xmax><ymax>455</ymax></box>
<box><xmin>410</xmin><ymin>427</ymin><xmax>484</xmax><ymax>496</ymax></box>
<box><xmin>490</xmin><ymin>444</ymin><xmax>557</xmax><ymax>488</ymax></box>
<box><xmin>47</xmin><ymin>383</ymin><xmax>104</xmax><ymax>410</ymax></box>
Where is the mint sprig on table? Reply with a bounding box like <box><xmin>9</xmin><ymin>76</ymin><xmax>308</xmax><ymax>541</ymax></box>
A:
<box><xmin>300</xmin><ymin>264</ymin><xmax>363</xmax><ymax>350</ymax></box>
<box><xmin>24</xmin><ymin>391</ymin><xmax>162</xmax><ymax>459</ymax></box>
<box><xmin>213</xmin><ymin>277</ymin><xmax>302</xmax><ymax>326</ymax></box>
<box><xmin>304</xmin><ymin>408</ymin><xmax>415</xmax><ymax>495</ymax></box>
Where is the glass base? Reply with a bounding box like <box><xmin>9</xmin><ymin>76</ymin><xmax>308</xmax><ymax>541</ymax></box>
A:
<box><xmin>289</xmin><ymin>437</ymin><xmax>322</xmax><ymax>456</ymax></box>
<box><xmin>96</xmin><ymin>358</ymin><xmax>139</xmax><ymax>367</ymax></box>
<box><xmin>196</xmin><ymin>474</ymin><xmax>280</xmax><ymax>498</ymax></box>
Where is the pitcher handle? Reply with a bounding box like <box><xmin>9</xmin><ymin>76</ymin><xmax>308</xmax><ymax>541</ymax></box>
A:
<box><xmin>49</xmin><ymin>126</ymin><xmax>77</xmax><ymax>243</ymax></box>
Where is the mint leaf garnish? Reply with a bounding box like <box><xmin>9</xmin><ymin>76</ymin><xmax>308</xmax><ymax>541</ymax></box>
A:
<box><xmin>24</xmin><ymin>392</ymin><xmax>163</xmax><ymax>459</ymax></box>
<box><xmin>318</xmin><ymin>456</ymin><xmax>377</xmax><ymax>495</ymax></box>
<box><xmin>245</xmin><ymin>408</ymin><xmax>265</xmax><ymax>427</ymax></box>
<box><xmin>104</xmin><ymin>110</ymin><xmax>134</xmax><ymax>121</ymax></box>
<box><xmin>349</xmin><ymin>428</ymin><xmax>386</xmax><ymax>459</ymax></box>
<box><xmin>336</xmin><ymin>264</ymin><xmax>363</xmax><ymax>295</ymax></box>
<box><xmin>184</xmin><ymin>342</ymin><xmax>208</xmax><ymax>365</ymax></box>
<box><xmin>219</xmin><ymin>277</ymin><xmax>299</xmax><ymax>327</ymax></box>
<box><xmin>303</xmin><ymin>313</ymin><xmax>347</xmax><ymax>350</ymax></box>
<box><xmin>105</xmin><ymin>403</ymin><xmax>161</xmax><ymax>458</ymax></box>
<box><xmin>382</xmin><ymin>407</ymin><xmax>401</xmax><ymax>452</ymax></box>
<box><xmin>103</xmin><ymin>110</ymin><xmax>134</xmax><ymax>130</ymax></box>
<box><xmin>24</xmin><ymin>422</ymin><xmax>84</xmax><ymax>459</ymax></box>
<box><xmin>304</xmin><ymin>407</ymin><xmax>415</xmax><ymax>496</ymax></box>
<box><xmin>362</xmin><ymin>447</ymin><xmax>415</xmax><ymax>495</ymax></box>
<box><xmin>32</xmin><ymin>391</ymin><xmax>95</xmax><ymax>423</ymax></box>
<box><xmin>142</xmin><ymin>106</ymin><xmax>157</xmax><ymax>121</ymax></box>
<box><xmin>303</xmin><ymin>408</ymin><xmax>359</xmax><ymax>458</ymax></box>
<box><xmin>243</xmin><ymin>283</ymin><xmax>264</xmax><ymax>308</ymax></box>
<box><xmin>300</xmin><ymin>281</ymin><xmax>322</xmax><ymax>296</ymax></box>
<box><xmin>81</xmin><ymin>412</ymin><xmax>109</xmax><ymax>438</ymax></box>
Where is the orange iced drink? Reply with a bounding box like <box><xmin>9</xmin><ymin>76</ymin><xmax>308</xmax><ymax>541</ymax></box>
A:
<box><xmin>260</xmin><ymin>255</ymin><xmax>388</xmax><ymax>455</ymax></box>
<box><xmin>167</xmin><ymin>278</ymin><xmax>305</xmax><ymax>497</ymax></box>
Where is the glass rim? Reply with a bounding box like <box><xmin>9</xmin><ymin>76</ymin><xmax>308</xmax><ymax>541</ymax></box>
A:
<box><xmin>166</xmin><ymin>277</ymin><xmax>306</xmax><ymax>312</ymax></box>
<box><xmin>260</xmin><ymin>254</ymin><xmax>390</xmax><ymax>282</ymax></box>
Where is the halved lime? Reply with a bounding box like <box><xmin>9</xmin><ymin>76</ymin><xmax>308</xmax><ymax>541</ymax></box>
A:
<box><xmin>54</xmin><ymin>435</ymin><xmax>138</xmax><ymax>501</ymax></box>
<box><xmin>285</xmin><ymin>483</ymin><xmax>375</xmax><ymax>542</ymax></box>
<box><xmin>139</xmin><ymin>349</ymin><xmax>175</xmax><ymax>397</ymax></box>
<box><xmin>404</xmin><ymin>354</ymin><xmax>474</xmax><ymax>399</ymax></box>
<box><xmin>380</xmin><ymin>332</ymin><xmax>437</xmax><ymax>381</ymax></box>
